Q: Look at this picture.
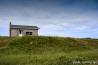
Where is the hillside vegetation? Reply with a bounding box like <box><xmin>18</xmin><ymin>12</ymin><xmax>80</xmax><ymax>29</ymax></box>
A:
<box><xmin>0</xmin><ymin>36</ymin><xmax>98</xmax><ymax>65</ymax></box>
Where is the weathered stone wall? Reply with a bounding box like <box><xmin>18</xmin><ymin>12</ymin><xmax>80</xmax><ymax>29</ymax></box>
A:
<box><xmin>11</xmin><ymin>29</ymin><xmax>19</xmax><ymax>37</ymax></box>
<box><xmin>10</xmin><ymin>29</ymin><xmax>38</xmax><ymax>37</ymax></box>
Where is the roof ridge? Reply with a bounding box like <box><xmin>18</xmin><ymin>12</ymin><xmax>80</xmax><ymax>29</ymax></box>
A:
<box><xmin>11</xmin><ymin>24</ymin><xmax>38</xmax><ymax>27</ymax></box>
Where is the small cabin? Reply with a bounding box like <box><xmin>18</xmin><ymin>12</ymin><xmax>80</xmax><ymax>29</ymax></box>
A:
<box><xmin>9</xmin><ymin>22</ymin><xmax>39</xmax><ymax>37</ymax></box>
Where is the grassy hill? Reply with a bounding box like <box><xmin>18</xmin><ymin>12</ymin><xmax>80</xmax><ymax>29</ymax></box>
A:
<box><xmin>0</xmin><ymin>36</ymin><xmax>98</xmax><ymax>65</ymax></box>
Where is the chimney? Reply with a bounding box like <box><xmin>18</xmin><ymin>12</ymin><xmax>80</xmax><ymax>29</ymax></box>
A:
<box><xmin>9</xmin><ymin>22</ymin><xmax>11</xmax><ymax>37</ymax></box>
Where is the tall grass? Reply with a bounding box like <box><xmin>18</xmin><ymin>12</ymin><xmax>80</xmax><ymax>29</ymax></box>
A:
<box><xmin>0</xmin><ymin>36</ymin><xmax>98</xmax><ymax>65</ymax></box>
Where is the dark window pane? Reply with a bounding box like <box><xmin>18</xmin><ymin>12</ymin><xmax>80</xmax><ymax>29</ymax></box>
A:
<box><xmin>26</xmin><ymin>32</ymin><xmax>32</xmax><ymax>35</ymax></box>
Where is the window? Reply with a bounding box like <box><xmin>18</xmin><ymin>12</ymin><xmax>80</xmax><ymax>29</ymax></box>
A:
<box><xmin>26</xmin><ymin>32</ymin><xmax>33</xmax><ymax>35</ymax></box>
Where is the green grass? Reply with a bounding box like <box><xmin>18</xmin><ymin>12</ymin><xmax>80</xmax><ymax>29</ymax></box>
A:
<box><xmin>0</xmin><ymin>36</ymin><xmax>98</xmax><ymax>65</ymax></box>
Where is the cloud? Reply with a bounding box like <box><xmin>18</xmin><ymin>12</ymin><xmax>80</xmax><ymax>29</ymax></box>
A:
<box><xmin>0</xmin><ymin>0</ymin><xmax>98</xmax><ymax>38</ymax></box>
<box><xmin>0</xmin><ymin>17</ymin><xmax>2</xmax><ymax>25</ymax></box>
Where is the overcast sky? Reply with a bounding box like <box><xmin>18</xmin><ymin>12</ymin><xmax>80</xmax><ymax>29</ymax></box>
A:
<box><xmin>0</xmin><ymin>0</ymin><xmax>98</xmax><ymax>38</ymax></box>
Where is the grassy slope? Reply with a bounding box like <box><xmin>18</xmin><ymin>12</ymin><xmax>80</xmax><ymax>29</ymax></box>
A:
<box><xmin>0</xmin><ymin>36</ymin><xmax>98</xmax><ymax>65</ymax></box>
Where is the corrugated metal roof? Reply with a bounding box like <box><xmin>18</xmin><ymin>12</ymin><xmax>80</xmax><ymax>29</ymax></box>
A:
<box><xmin>10</xmin><ymin>25</ymin><xmax>39</xmax><ymax>30</ymax></box>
